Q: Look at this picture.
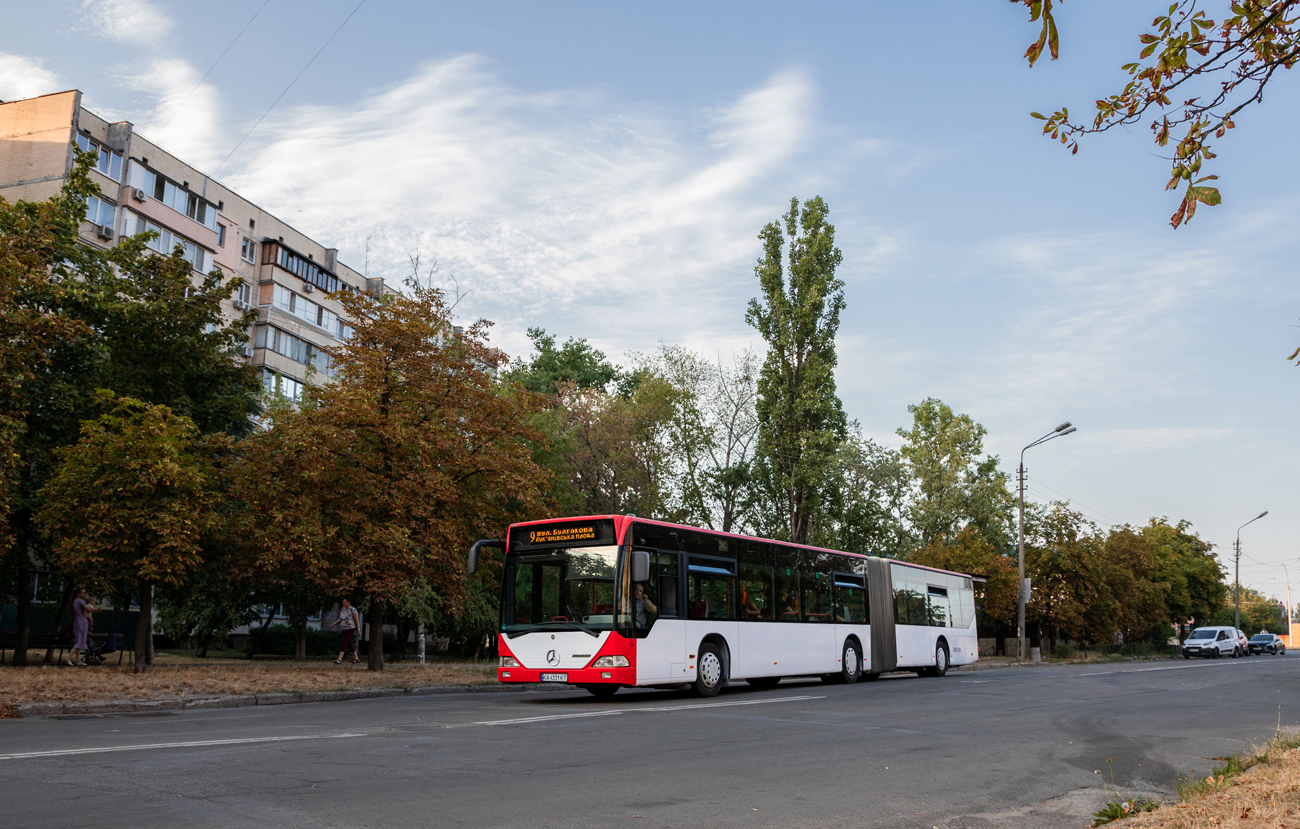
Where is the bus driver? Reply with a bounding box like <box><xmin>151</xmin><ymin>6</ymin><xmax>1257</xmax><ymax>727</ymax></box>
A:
<box><xmin>632</xmin><ymin>582</ymin><xmax>658</xmax><ymax>627</ymax></box>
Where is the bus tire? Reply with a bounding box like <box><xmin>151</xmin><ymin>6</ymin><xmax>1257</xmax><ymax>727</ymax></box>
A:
<box><xmin>693</xmin><ymin>644</ymin><xmax>725</xmax><ymax>698</ymax></box>
<box><xmin>746</xmin><ymin>676</ymin><xmax>781</xmax><ymax>689</ymax></box>
<box><xmin>582</xmin><ymin>684</ymin><xmax>619</xmax><ymax>699</ymax></box>
<box><xmin>839</xmin><ymin>640</ymin><xmax>862</xmax><ymax>684</ymax></box>
<box><xmin>923</xmin><ymin>641</ymin><xmax>950</xmax><ymax>677</ymax></box>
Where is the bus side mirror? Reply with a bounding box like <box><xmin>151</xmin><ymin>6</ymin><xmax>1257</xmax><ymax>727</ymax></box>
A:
<box><xmin>469</xmin><ymin>539</ymin><xmax>504</xmax><ymax>575</ymax></box>
<box><xmin>631</xmin><ymin>550</ymin><xmax>650</xmax><ymax>583</ymax></box>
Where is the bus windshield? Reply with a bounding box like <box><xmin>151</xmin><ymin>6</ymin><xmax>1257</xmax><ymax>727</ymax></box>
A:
<box><xmin>503</xmin><ymin>545</ymin><xmax>621</xmax><ymax>634</ymax></box>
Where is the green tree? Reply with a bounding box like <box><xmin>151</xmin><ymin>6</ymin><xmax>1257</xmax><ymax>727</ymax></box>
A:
<box><xmin>746</xmin><ymin>196</ymin><xmax>847</xmax><ymax>544</ymax></box>
<box><xmin>818</xmin><ymin>425</ymin><xmax>913</xmax><ymax>558</ymax></box>
<box><xmin>638</xmin><ymin>345</ymin><xmax>760</xmax><ymax>533</ymax></box>
<box><xmin>896</xmin><ymin>398</ymin><xmax>1014</xmax><ymax>549</ymax></box>
<box><xmin>1142</xmin><ymin>517</ymin><xmax>1226</xmax><ymax>628</ymax></box>
<box><xmin>505</xmin><ymin>327</ymin><xmax>622</xmax><ymax>395</ymax></box>
<box><xmin>37</xmin><ymin>397</ymin><xmax>223</xmax><ymax>672</ymax></box>
<box><xmin>1014</xmin><ymin>0</ymin><xmax>1300</xmax><ymax>227</ymax></box>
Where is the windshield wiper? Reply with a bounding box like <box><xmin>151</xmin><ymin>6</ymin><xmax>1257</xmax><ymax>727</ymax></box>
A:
<box><xmin>505</xmin><ymin>620</ymin><xmax>601</xmax><ymax>639</ymax></box>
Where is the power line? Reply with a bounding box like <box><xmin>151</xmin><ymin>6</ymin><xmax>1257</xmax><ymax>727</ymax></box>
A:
<box><xmin>213</xmin><ymin>0</ymin><xmax>367</xmax><ymax>176</ymax></box>
<box><xmin>1025</xmin><ymin>475</ymin><xmax>1122</xmax><ymax>525</ymax></box>
<box><xmin>154</xmin><ymin>0</ymin><xmax>273</xmax><ymax>140</ymax></box>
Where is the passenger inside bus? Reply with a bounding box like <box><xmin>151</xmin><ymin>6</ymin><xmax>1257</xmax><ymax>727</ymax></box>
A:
<box><xmin>632</xmin><ymin>582</ymin><xmax>657</xmax><ymax>627</ymax></box>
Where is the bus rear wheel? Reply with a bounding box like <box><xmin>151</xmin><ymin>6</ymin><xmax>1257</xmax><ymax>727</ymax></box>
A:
<box><xmin>839</xmin><ymin>641</ymin><xmax>861</xmax><ymax>684</ymax></box>
<box><xmin>582</xmin><ymin>684</ymin><xmax>619</xmax><ymax>699</ymax></box>
<box><xmin>693</xmin><ymin>644</ymin><xmax>725</xmax><ymax>698</ymax></box>
<box><xmin>920</xmin><ymin>642</ymin><xmax>949</xmax><ymax>677</ymax></box>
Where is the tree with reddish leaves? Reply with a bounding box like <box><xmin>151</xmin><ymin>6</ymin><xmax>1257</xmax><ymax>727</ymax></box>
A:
<box><xmin>233</xmin><ymin>281</ymin><xmax>550</xmax><ymax>670</ymax></box>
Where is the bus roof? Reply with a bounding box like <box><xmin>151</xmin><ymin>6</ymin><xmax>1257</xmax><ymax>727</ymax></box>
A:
<box><xmin>506</xmin><ymin>514</ymin><xmax>975</xmax><ymax>581</ymax></box>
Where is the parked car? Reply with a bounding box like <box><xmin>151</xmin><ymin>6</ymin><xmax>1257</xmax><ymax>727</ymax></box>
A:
<box><xmin>1236</xmin><ymin>629</ymin><xmax>1251</xmax><ymax>656</ymax></box>
<box><xmin>1247</xmin><ymin>633</ymin><xmax>1287</xmax><ymax>655</ymax></box>
<box><xmin>1182</xmin><ymin>626</ymin><xmax>1239</xmax><ymax>658</ymax></box>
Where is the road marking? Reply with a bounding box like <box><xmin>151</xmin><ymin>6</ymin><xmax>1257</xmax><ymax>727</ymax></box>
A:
<box><xmin>0</xmin><ymin>732</ymin><xmax>365</xmax><ymax>761</ymax></box>
<box><xmin>473</xmin><ymin>694</ymin><xmax>825</xmax><ymax>726</ymax></box>
<box><xmin>474</xmin><ymin>710</ymin><xmax>626</xmax><ymax>726</ymax></box>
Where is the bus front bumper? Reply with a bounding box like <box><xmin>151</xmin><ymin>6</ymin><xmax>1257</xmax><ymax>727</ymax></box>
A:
<box><xmin>498</xmin><ymin>666</ymin><xmax>635</xmax><ymax>685</ymax></box>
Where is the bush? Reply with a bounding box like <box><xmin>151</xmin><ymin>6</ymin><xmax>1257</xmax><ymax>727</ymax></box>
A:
<box><xmin>250</xmin><ymin>625</ymin><xmax>343</xmax><ymax>657</ymax></box>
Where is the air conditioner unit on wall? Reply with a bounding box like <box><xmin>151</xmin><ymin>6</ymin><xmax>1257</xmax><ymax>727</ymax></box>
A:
<box><xmin>97</xmin><ymin>225</ymin><xmax>114</xmax><ymax>241</ymax></box>
<box><xmin>302</xmin><ymin>282</ymin><xmax>314</xmax><ymax>293</ymax></box>
<box><xmin>132</xmin><ymin>188</ymin><xmax>147</xmax><ymax>202</ymax></box>
<box><xmin>233</xmin><ymin>299</ymin><xmax>250</xmax><ymax>311</ymax></box>
<box><xmin>243</xmin><ymin>345</ymin><xmax>254</xmax><ymax>358</ymax></box>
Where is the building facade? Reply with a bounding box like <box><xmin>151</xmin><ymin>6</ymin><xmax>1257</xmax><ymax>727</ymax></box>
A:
<box><xmin>0</xmin><ymin>89</ymin><xmax>385</xmax><ymax>401</ymax></box>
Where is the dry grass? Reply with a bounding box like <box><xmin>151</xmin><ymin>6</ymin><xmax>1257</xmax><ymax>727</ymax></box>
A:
<box><xmin>1113</xmin><ymin>739</ymin><xmax>1300</xmax><ymax>829</ymax></box>
<box><xmin>0</xmin><ymin>655</ymin><xmax>497</xmax><ymax>705</ymax></box>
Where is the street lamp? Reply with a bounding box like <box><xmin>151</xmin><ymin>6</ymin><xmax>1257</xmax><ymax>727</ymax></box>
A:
<box><xmin>1018</xmin><ymin>421</ymin><xmax>1078</xmax><ymax>661</ymax></box>
<box><xmin>1234</xmin><ymin>511</ymin><xmax>1268</xmax><ymax>630</ymax></box>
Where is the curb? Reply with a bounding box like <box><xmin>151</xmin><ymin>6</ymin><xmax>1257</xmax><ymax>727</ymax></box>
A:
<box><xmin>950</xmin><ymin>655</ymin><xmax>1176</xmax><ymax>673</ymax></box>
<box><xmin>12</xmin><ymin>682</ymin><xmax>562</xmax><ymax>718</ymax></box>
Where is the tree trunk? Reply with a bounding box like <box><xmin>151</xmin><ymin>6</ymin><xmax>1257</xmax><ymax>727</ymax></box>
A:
<box><xmin>417</xmin><ymin>622</ymin><xmax>426</xmax><ymax>666</ymax></box>
<box><xmin>391</xmin><ymin>615</ymin><xmax>409</xmax><ymax>664</ymax></box>
<box><xmin>12</xmin><ymin>567</ymin><xmax>31</xmax><ymax>667</ymax></box>
<box><xmin>134</xmin><ymin>581</ymin><xmax>152</xmax><ymax>674</ymax></box>
<box><xmin>294</xmin><ymin>616</ymin><xmax>307</xmax><ymax>662</ymax></box>
<box><xmin>367</xmin><ymin>597</ymin><xmax>384</xmax><ymax>671</ymax></box>
<box><xmin>43</xmin><ymin>581</ymin><xmax>76</xmax><ymax>664</ymax></box>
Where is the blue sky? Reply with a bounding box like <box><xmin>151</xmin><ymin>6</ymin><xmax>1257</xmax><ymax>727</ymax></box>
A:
<box><xmin>2</xmin><ymin>0</ymin><xmax>1297</xmax><ymax>605</ymax></box>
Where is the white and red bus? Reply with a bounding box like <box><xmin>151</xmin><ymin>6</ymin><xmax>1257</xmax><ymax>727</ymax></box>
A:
<box><xmin>469</xmin><ymin>515</ymin><xmax>978</xmax><ymax>698</ymax></box>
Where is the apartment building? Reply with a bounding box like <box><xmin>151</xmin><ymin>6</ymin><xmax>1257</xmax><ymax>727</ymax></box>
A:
<box><xmin>0</xmin><ymin>89</ymin><xmax>385</xmax><ymax>401</ymax></box>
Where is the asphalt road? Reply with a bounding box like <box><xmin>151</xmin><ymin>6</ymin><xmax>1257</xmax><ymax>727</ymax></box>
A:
<box><xmin>3</xmin><ymin>654</ymin><xmax>1298</xmax><ymax>829</ymax></box>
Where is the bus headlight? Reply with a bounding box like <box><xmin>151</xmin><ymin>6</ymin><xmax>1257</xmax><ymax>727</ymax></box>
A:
<box><xmin>499</xmin><ymin>656</ymin><xmax>520</xmax><ymax>667</ymax></box>
<box><xmin>592</xmin><ymin>655</ymin><xmax>629</xmax><ymax>668</ymax></box>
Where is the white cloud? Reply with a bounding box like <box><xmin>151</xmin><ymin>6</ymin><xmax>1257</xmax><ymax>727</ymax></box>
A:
<box><xmin>119</xmin><ymin>57</ymin><xmax>226</xmax><ymax>170</ymax></box>
<box><xmin>0</xmin><ymin>52</ymin><xmax>61</xmax><ymax>101</ymax></box>
<box><xmin>77</xmin><ymin>0</ymin><xmax>173</xmax><ymax>46</ymax></box>
<box><xmin>1079</xmin><ymin>427</ymin><xmax>1233</xmax><ymax>454</ymax></box>
<box><xmin>223</xmin><ymin>58</ymin><xmax>826</xmax><ymax>358</ymax></box>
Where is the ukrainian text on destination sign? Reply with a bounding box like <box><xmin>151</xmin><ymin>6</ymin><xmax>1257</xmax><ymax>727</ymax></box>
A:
<box><xmin>529</xmin><ymin>526</ymin><xmax>597</xmax><ymax>544</ymax></box>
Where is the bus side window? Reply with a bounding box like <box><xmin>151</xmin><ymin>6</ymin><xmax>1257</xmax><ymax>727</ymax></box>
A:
<box><xmin>800</xmin><ymin>554</ymin><xmax>831</xmax><ymax>623</ymax></box>
<box><xmin>687</xmin><ymin>557</ymin><xmax>736</xmax><ymax>620</ymax></box>
<box><xmin>833</xmin><ymin>574</ymin><xmax>867</xmax><ymax>623</ymax></box>
<box><xmin>656</xmin><ymin>552</ymin><xmax>679</xmax><ymax>617</ymax></box>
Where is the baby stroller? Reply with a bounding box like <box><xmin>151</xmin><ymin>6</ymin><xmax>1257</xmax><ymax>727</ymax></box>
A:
<box><xmin>83</xmin><ymin>632</ymin><xmax>117</xmax><ymax>666</ymax></box>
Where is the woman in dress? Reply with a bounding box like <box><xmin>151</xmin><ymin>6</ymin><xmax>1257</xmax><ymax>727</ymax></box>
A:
<box><xmin>68</xmin><ymin>587</ymin><xmax>94</xmax><ymax>667</ymax></box>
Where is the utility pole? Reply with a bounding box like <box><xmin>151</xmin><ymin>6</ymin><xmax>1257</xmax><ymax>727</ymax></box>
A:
<box><xmin>1234</xmin><ymin>511</ymin><xmax>1268</xmax><ymax>630</ymax></box>
<box><xmin>1018</xmin><ymin>422</ymin><xmax>1077</xmax><ymax>661</ymax></box>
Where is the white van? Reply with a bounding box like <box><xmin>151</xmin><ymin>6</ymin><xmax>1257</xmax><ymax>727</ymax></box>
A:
<box><xmin>1182</xmin><ymin>626</ymin><xmax>1240</xmax><ymax>658</ymax></box>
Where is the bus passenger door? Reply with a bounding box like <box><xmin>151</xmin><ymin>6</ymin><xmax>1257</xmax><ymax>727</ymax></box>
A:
<box><xmin>634</xmin><ymin>552</ymin><xmax>688</xmax><ymax>684</ymax></box>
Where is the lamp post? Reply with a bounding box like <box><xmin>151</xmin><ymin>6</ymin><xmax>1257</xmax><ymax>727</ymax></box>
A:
<box><xmin>1234</xmin><ymin>511</ymin><xmax>1268</xmax><ymax>630</ymax></box>
<box><xmin>1018</xmin><ymin>422</ymin><xmax>1078</xmax><ymax>661</ymax></box>
<box><xmin>1279</xmin><ymin>560</ymin><xmax>1291</xmax><ymax>643</ymax></box>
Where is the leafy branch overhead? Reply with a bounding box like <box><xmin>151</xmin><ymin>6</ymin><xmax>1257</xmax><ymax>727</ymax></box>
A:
<box><xmin>1014</xmin><ymin>0</ymin><xmax>1300</xmax><ymax>227</ymax></box>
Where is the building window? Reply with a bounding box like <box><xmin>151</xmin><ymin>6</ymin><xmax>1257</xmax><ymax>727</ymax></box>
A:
<box><xmin>84</xmin><ymin>195</ymin><xmax>116</xmax><ymax>227</ymax></box>
<box><xmin>260</xmin><ymin>369</ymin><xmax>306</xmax><ymax>402</ymax></box>
<box><xmin>235</xmin><ymin>282</ymin><xmax>252</xmax><ymax>307</ymax></box>
<box><xmin>273</xmin><ymin>243</ymin><xmax>340</xmax><ymax>293</ymax></box>
<box><xmin>74</xmin><ymin>133</ymin><xmax>123</xmax><ymax>181</ymax></box>
<box><xmin>124</xmin><ymin>211</ymin><xmax>212</xmax><ymax>273</ymax></box>
<box><xmin>241</xmin><ymin>237</ymin><xmax>257</xmax><ymax>264</ymax></box>
<box><xmin>217</xmin><ymin>224</ymin><xmax>226</xmax><ymax>247</ymax></box>
<box><xmin>255</xmin><ymin>324</ymin><xmax>318</xmax><ymax>367</ymax></box>
<box><xmin>142</xmin><ymin>169</ymin><xmax>219</xmax><ymax>231</ymax></box>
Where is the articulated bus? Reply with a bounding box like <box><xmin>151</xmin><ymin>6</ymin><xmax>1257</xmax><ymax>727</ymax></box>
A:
<box><xmin>468</xmin><ymin>515</ymin><xmax>978</xmax><ymax>698</ymax></box>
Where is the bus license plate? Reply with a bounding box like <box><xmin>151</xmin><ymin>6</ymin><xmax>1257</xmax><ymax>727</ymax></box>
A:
<box><xmin>540</xmin><ymin>673</ymin><xmax>568</xmax><ymax>682</ymax></box>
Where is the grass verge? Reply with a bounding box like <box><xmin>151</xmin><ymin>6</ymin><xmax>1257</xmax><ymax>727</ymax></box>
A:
<box><xmin>1092</xmin><ymin>728</ymin><xmax>1300</xmax><ymax>828</ymax></box>
<box><xmin>0</xmin><ymin>657</ymin><xmax>497</xmax><ymax>705</ymax></box>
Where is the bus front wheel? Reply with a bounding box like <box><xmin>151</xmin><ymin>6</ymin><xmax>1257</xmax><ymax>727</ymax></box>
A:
<box><xmin>693</xmin><ymin>644</ymin><xmax>725</xmax><ymax>698</ymax></box>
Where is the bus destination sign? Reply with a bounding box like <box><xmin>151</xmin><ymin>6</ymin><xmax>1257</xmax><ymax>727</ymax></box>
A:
<box><xmin>510</xmin><ymin>519</ymin><xmax>616</xmax><ymax>550</ymax></box>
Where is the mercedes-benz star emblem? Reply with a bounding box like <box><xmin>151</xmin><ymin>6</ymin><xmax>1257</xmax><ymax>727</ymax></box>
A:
<box><xmin>546</xmin><ymin>649</ymin><xmax>560</xmax><ymax>667</ymax></box>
